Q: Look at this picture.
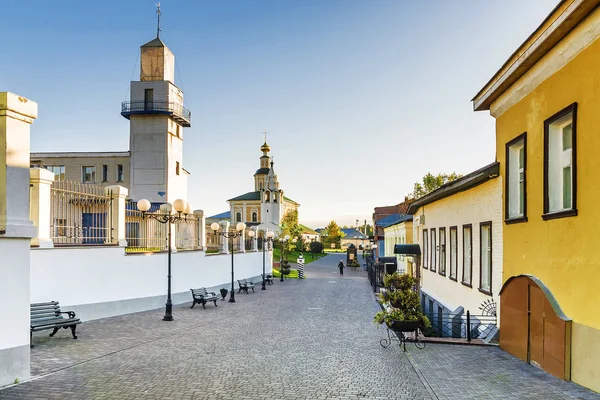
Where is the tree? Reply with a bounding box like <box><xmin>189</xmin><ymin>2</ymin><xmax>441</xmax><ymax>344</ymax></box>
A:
<box><xmin>411</xmin><ymin>172</ymin><xmax>462</xmax><ymax>199</ymax></box>
<box><xmin>309</xmin><ymin>241</ymin><xmax>323</xmax><ymax>255</ymax></box>
<box><xmin>322</xmin><ymin>220</ymin><xmax>345</xmax><ymax>249</ymax></box>
<box><xmin>280</xmin><ymin>209</ymin><xmax>302</xmax><ymax>251</ymax></box>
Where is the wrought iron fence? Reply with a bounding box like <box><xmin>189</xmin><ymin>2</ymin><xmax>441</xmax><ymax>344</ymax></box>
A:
<box><xmin>125</xmin><ymin>201</ymin><xmax>168</xmax><ymax>252</ymax></box>
<box><xmin>50</xmin><ymin>181</ymin><xmax>113</xmax><ymax>245</ymax></box>
<box><xmin>367</xmin><ymin>257</ymin><xmax>385</xmax><ymax>293</ymax></box>
<box><xmin>423</xmin><ymin>310</ymin><xmax>497</xmax><ymax>341</ymax></box>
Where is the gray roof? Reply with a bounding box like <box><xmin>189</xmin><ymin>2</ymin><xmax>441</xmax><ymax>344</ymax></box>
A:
<box><xmin>207</xmin><ymin>211</ymin><xmax>230</xmax><ymax>219</ymax></box>
<box><xmin>142</xmin><ymin>37</ymin><xmax>167</xmax><ymax>48</ymax></box>
<box><xmin>254</xmin><ymin>168</ymin><xmax>270</xmax><ymax>176</ymax></box>
<box><xmin>341</xmin><ymin>228</ymin><xmax>368</xmax><ymax>239</ymax></box>
<box><xmin>407</xmin><ymin>162</ymin><xmax>500</xmax><ymax>215</ymax></box>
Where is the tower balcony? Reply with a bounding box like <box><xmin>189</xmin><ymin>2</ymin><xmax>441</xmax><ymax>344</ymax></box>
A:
<box><xmin>121</xmin><ymin>101</ymin><xmax>191</xmax><ymax>127</ymax></box>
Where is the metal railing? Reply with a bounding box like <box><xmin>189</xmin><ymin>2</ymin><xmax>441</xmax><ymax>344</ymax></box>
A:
<box><xmin>423</xmin><ymin>310</ymin><xmax>497</xmax><ymax>341</ymax></box>
<box><xmin>367</xmin><ymin>257</ymin><xmax>385</xmax><ymax>293</ymax></box>
<box><xmin>50</xmin><ymin>180</ymin><xmax>113</xmax><ymax>245</ymax></box>
<box><xmin>121</xmin><ymin>101</ymin><xmax>191</xmax><ymax>125</ymax></box>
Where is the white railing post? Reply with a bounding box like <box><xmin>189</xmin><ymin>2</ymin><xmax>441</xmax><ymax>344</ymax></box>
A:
<box><xmin>193</xmin><ymin>209</ymin><xmax>205</xmax><ymax>250</ymax></box>
<box><xmin>221</xmin><ymin>220</ymin><xmax>230</xmax><ymax>254</ymax></box>
<box><xmin>253</xmin><ymin>228</ymin><xmax>258</xmax><ymax>252</ymax></box>
<box><xmin>240</xmin><ymin>229</ymin><xmax>246</xmax><ymax>253</ymax></box>
<box><xmin>29</xmin><ymin>168</ymin><xmax>55</xmax><ymax>248</ymax></box>
<box><xmin>161</xmin><ymin>203</ymin><xmax>176</xmax><ymax>252</ymax></box>
<box><xmin>0</xmin><ymin>92</ymin><xmax>37</xmax><ymax>386</ymax></box>
<box><xmin>105</xmin><ymin>185</ymin><xmax>128</xmax><ymax>246</ymax></box>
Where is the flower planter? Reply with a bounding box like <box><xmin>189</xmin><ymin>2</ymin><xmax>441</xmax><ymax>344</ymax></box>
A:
<box><xmin>387</xmin><ymin>319</ymin><xmax>421</xmax><ymax>333</ymax></box>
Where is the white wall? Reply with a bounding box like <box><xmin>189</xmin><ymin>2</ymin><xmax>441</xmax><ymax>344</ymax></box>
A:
<box><xmin>30</xmin><ymin>247</ymin><xmax>268</xmax><ymax>321</ymax></box>
<box><xmin>412</xmin><ymin>177</ymin><xmax>502</xmax><ymax>317</ymax></box>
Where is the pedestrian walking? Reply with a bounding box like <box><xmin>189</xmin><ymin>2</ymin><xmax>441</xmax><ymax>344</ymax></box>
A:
<box><xmin>338</xmin><ymin>260</ymin><xmax>344</xmax><ymax>275</ymax></box>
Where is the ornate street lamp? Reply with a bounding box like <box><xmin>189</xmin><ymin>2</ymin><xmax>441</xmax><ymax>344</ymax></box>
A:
<box><xmin>137</xmin><ymin>198</ymin><xmax>191</xmax><ymax>321</ymax></box>
<box><xmin>211</xmin><ymin>221</ymin><xmax>246</xmax><ymax>303</ymax></box>
<box><xmin>259</xmin><ymin>230</ymin><xmax>275</xmax><ymax>290</ymax></box>
<box><xmin>280</xmin><ymin>234</ymin><xmax>290</xmax><ymax>282</ymax></box>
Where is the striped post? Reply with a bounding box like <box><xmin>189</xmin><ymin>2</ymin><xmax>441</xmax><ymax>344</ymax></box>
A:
<box><xmin>297</xmin><ymin>255</ymin><xmax>305</xmax><ymax>279</ymax></box>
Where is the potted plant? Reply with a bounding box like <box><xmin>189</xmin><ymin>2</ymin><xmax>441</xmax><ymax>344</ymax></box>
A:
<box><xmin>374</xmin><ymin>272</ymin><xmax>431</xmax><ymax>332</ymax></box>
<box><xmin>281</xmin><ymin>259</ymin><xmax>291</xmax><ymax>276</ymax></box>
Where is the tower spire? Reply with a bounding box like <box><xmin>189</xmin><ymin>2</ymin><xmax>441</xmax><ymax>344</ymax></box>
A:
<box><xmin>156</xmin><ymin>2</ymin><xmax>161</xmax><ymax>38</ymax></box>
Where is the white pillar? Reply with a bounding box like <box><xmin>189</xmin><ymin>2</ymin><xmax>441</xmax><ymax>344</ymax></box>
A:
<box><xmin>252</xmin><ymin>229</ymin><xmax>258</xmax><ymax>252</ymax></box>
<box><xmin>0</xmin><ymin>92</ymin><xmax>37</xmax><ymax>386</ymax></box>
<box><xmin>220</xmin><ymin>220</ymin><xmax>230</xmax><ymax>254</ymax></box>
<box><xmin>105</xmin><ymin>185</ymin><xmax>128</xmax><ymax>247</ymax></box>
<box><xmin>193</xmin><ymin>209</ymin><xmax>205</xmax><ymax>250</ymax></box>
<box><xmin>29</xmin><ymin>167</ymin><xmax>54</xmax><ymax>248</ymax></box>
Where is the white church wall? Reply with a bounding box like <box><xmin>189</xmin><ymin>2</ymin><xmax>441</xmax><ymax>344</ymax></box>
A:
<box><xmin>30</xmin><ymin>247</ymin><xmax>267</xmax><ymax>322</ymax></box>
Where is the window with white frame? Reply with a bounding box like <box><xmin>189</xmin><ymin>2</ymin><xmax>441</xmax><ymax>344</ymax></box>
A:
<box><xmin>44</xmin><ymin>165</ymin><xmax>65</xmax><ymax>181</ymax></box>
<box><xmin>506</xmin><ymin>133</ymin><xmax>526</xmax><ymax>220</ymax></box>
<box><xmin>252</xmin><ymin>212</ymin><xmax>257</xmax><ymax>222</ymax></box>
<box><xmin>430</xmin><ymin>228</ymin><xmax>436</xmax><ymax>272</ymax></box>
<box><xmin>117</xmin><ymin>164</ymin><xmax>124</xmax><ymax>182</ymax></box>
<box><xmin>236</xmin><ymin>212</ymin><xmax>242</xmax><ymax>223</ymax></box>
<box><xmin>449</xmin><ymin>226</ymin><xmax>457</xmax><ymax>280</ymax></box>
<box><xmin>480</xmin><ymin>222</ymin><xmax>492</xmax><ymax>294</ymax></box>
<box><xmin>82</xmin><ymin>166</ymin><xmax>96</xmax><ymax>183</ymax></box>
<box><xmin>462</xmin><ymin>225</ymin><xmax>472</xmax><ymax>286</ymax></box>
<box><xmin>544</xmin><ymin>103</ymin><xmax>577</xmax><ymax>218</ymax></box>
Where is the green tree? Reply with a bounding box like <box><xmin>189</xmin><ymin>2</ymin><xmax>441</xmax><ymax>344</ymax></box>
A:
<box><xmin>280</xmin><ymin>209</ymin><xmax>302</xmax><ymax>251</ymax></box>
<box><xmin>411</xmin><ymin>172</ymin><xmax>462</xmax><ymax>199</ymax></box>
<box><xmin>322</xmin><ymin>220</ymin><xmax>345</xmax><ymax>249</ymax></box>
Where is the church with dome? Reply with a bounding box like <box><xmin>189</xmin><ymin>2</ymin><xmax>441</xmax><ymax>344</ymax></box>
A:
<box><xmin>225</xmin><ymin>140</ymin><xmax>299</xmax><ymax>233</ymax></box>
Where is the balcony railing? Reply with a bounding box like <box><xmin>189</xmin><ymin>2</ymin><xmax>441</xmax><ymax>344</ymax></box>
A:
<box><xmin>121</xmin><ymin>101</ymin><xmax>191</xmax><ymax>127</ymax></box>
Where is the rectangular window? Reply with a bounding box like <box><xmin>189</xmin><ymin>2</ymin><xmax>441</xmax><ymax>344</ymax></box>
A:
<box><xmin>449</xmin><ymin>226</ymin><xmax>457</xmax><ymax>281</ymax></box>
<box><xmin>176</xmin><ymin>124</ymin><xmax>181</xmax><ymax>138</ymax></box>
<box><xmin>82</xmin><ymin>166</ymin><xmax>96</xmax><ymax>183</ymax></box>
<box><xmin>505</xmin><ymin>133</ymin><xmax>527</xmax><ymax>222</ymax></box>
<box><xmin>430</xmin><ymin>228</ymin><xmax>436</xmax><ymax>272</ymax></box>
<box><xmin>144</xmin><ymin>88</ymin><xmax>154</xmax><ymax>110</ymax></box>
<box><xmin>439</xmin><ymin>228</ymin><xmax>446</xmax><ymax>276</ymax></box>
<box><xmin>117</xmin><ymin>164</ymin><xmax>124</xmax><ymax>182</ymax></box>
<box><xmin>102</xmin><ymin>164</ymin><xmax>108</xmax><ymax>182</ymax></box>
<box><xmin>462</xmin><ymin>225</ymin><xmax>472</xmax><ymax>287</ymax></box>
<box><xmin>44</xmin><ymin>165</ymin><xmax>65</xmax><ymax>181</ymax></box>
<box><xmin>176</xmin><ymin>161</ymin><xmax>180</xmax><ymax>176</ymax></box>
<box><xmin>423</xmin><ymin>229</ymin><xmax>428</xmax><ymax>269</ymax></box>
<box><xmin>479</xmin><ymin>222</ymin><xmax>492</xmax><ymax>295</ymax></box>
<box><xmin>544</xmin><ymin>103</ymin><xmax>577</xmax><ymax>219</ymax></box>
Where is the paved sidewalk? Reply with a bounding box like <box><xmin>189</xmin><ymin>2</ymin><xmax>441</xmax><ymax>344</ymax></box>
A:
<box><xmin>1</xmin><ymin>254</ymin><xmax>598</xmax><ymax>399</ymax></box>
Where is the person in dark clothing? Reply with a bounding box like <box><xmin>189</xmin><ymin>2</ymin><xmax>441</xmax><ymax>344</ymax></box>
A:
<box><xmin>338</xmin><ymin>260</ymin><xmax>344</xmax><ymax>275</ymax></box>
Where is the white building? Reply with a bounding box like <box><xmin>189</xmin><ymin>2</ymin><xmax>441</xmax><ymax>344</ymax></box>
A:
<box><xmin>408</xmin><ymin>162</ymin><xmax>502</xmax><ymax>339</ymax></box>
<box><xmin>382</xmin><ymin>214</ymin><xmax>413</xmax><ymax>274</ymax></box>
<box><xmin>30</xmin><ymin>34</ymin><xmax>191</xmax><ymax>204</ymax></box>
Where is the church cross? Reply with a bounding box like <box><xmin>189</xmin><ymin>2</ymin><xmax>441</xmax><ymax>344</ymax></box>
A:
<box><xmin>263</xmin><ymin>129</ymin><xmax>268</xmax><ymax>143</ymax></box>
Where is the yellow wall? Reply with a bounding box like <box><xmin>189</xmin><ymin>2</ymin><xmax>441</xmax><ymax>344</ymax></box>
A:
<box><xmin>494</xmin><ymin>26</ymin><xmax>600</xmax><ymax>392</ymax></box>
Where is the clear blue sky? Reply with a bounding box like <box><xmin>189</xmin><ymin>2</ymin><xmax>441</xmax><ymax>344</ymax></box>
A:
<box><xmin>1</xmin><ymin>0</ymin><xmax>559</xmax><ymax>228</ymax></box>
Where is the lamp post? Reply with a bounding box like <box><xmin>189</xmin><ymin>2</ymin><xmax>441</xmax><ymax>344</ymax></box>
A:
<box><xmin>260</xmin><ymin>230</ymin><xmax>275</xmax><ymax>290</ymax></box>
<box><xmin>280</xmin><ymin>234</ymin><xmax>290</xmax><ymax>282</ymax></box>
<box><xmin>137</xmin><ymin>198</ymin><xmax>191</xmax><ymax>321</ymax></box>
<box><xmin>211</xmin><ymin>221</ymin><xmax>246</xmax><ymax>303</ymax></box>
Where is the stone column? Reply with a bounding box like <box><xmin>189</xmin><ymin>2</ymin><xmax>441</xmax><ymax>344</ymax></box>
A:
<box><xmin>29</xmin><ymin>167</ymin><xmax>55</xmax><ymax>248</ymax></box>
<box><xmin>193</xmin><ymin>209</ymin><xmax>205</xmax><ymax>250</ymax></box>
<box><xmin>220</xmin><ymin>220</ymin><xmax>230</xmax><ymax>254</ymax></box>
<box><xmin>252</xmin><ymin>229</ymin><xmax>258</xmax><ymax>252</ymax></box>
<box><xmin>105</xmin><ymin>185</ymin><xmax>128</xmax><ymax>247</ymax></box>
<box><xmin>0</xmin><ymin>92</ymin><xmax>38</xmax><ymax>386</ymax></box>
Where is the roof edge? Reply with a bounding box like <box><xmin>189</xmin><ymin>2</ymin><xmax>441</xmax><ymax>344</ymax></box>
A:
<box><xmin>407</xmin><ymin>162</ymin><xmax>499</xmax><ymax>214</ymax></box>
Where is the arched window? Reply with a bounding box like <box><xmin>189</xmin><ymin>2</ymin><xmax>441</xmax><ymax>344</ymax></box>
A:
<box><xmin>260</xmin><ymin>182</ymin><xmax>263</xmax><ymax>189</ymax></box>
<box><xmin>274</xmin><ymin>192</ymin><xmax>278</xmax><ymax>203</ymax></box>
<box><xmin>236</xmin><ymin>212</ymin><xmax>242</xmax><ymax>222</ymax></box>
<box><xmin>252</xmin><ymin>212</ymin><xmax>257</xmax><ymax>222</ymax></box>
<box><xmin>265</xmin><ymin>191</ymin><xmax>270</xmax><ymax>202</ymax></box>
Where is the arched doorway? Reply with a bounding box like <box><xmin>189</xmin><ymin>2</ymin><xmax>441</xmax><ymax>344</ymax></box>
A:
<box><xmin>499</xmin><ymin>275</ymin><xmax>572</xmax><ymax>380</ymax></box>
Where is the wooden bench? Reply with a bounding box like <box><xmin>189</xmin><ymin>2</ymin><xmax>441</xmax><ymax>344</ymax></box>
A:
<box><xmin>30</xmin><ymin>302</ymin><xmax>81</xmax><ymax>347</ymax></box>
<box><xmin>237</xmin><ymin>279</ymin><xmax>255</xmax><ymax>294</ymax></box>
<box><xmin>190</xmin><ymin>288</ymin><xmax>219</xmax><ymax>309</ymax></box>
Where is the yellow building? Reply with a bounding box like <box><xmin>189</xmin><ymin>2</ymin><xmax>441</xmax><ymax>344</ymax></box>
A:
<box><xmin>227</xmin><ymin>140</ymin><xmax>299</xmax><ymax>233</ymax></box>
<box><xmin>472</xmin><ymin>0</ymin><xmax>600</xmax><ymax>391</ymax></box>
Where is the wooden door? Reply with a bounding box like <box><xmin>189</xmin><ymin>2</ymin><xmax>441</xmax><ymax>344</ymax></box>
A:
<box><xmin>528</xmin><ymin>285</ymin><xmax>544</xmax><ymax>368</ymax></box>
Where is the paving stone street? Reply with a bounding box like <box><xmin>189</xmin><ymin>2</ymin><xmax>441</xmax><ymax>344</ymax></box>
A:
<box><xmin>1</xmin><ymin>254</ymin><xmax>598</xmax><ymax>400</ymax></box>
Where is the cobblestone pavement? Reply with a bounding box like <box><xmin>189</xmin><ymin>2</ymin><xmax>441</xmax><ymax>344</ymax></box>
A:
<box><xmin>1</xmin><ymin>254</ymin><xmax>598</xmax><ymax>399</ymax></box>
